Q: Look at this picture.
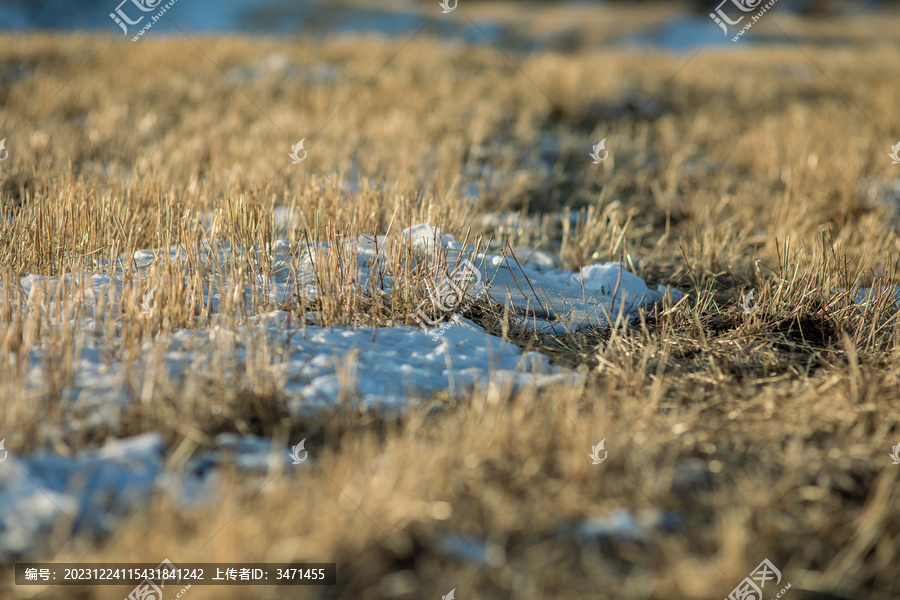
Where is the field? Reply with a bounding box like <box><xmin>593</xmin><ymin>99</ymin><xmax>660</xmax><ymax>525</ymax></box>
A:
<box><xmin>2</xmin><ymin>10</ymin><xmax>900</xmax><ymax>600</ymax></box>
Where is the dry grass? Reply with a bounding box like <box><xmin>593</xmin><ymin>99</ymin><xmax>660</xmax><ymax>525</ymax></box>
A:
<box><xmin>2</xmin><ymin>17</ymin><xmax>900</xmax><ymax>600</ymax></box>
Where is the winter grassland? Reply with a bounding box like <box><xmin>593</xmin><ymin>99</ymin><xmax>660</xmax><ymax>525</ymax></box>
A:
<box><xmin>2</xmin><ymin>21</ymin><xmax>900</xmax><ymax>600</ymax></box>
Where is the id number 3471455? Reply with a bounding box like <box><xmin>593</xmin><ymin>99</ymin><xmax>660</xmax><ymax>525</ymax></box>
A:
<box><xmin>276</xmin><ymin>568</ymin><xmax>326</xmax><ymax>580</ymax></box>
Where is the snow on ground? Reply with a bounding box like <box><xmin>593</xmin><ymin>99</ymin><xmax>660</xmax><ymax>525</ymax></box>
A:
<box><xmin>2</xmin><ymin>222</ymin><xmax>675</xmax><ymax>426</ymax></box>
<box><xmin>389</xmin><ymin>224</ymin><xmax>680</xmax><ymax>327</ymax></box>
<box><xmin>0</xmin><ymin>432</ymin><xmax>313</xmax><ymax>561</ymax></box>
<box><xmin>2</xmin><ymin>222</ymin><xmax>677</xmax><ymax>429</ymax></box>
<box><xmin>7</xmin><ymin>221</ymin><xmax>678</xmax><ymax>326</ymax></box>
<box><xmin>0</xmin><ymin>430</ymin><xmax>687</xmax><ymax>562</ymax></box>
<box><xmin>0</xmin><ymin>313</ymin><xmax>579</xmax><ymax>559</ymax></box>
<box><xmin>0</xmin><ymin>223</ymin><xmax>677</xmax><ymax>559</ymax></box>
<box><xmin>4</xmin><ymin>311</ymin><xmax>580</xmax><ymax>434</ymax></box>
<box><xmin>264</xmin><ymin>313</ymin><xmax>577</xmax><ymax>412</ymax></box>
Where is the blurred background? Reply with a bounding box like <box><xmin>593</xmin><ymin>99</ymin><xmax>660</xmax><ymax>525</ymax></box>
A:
<box><xmin>2</xmin><ymin>0</ymin><xmax>900</xmax><ymax>52</ymax></box>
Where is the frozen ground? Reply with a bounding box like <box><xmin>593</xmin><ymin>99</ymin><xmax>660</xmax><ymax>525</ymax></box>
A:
<box><xmin>0</xmin><ymin>432</ymin><xmax>311</xmax><ymax>560</ymax></box>
<box><xmin>0</xmin><ymin>222</ymin><xmax>682</xmax><ymax>559</ymax></box>
<box><xmin>10</xmin><ymin>218</ymin><xmax>892</xmax><ymax>563</ymax></box>
<box><xmin>0</xmin><ymin>431</ymin><xmax>685</xmax><ymax>562</ymax></box>
<box><xmin>3</xmin><ymin>222</ymin><xmax>668</xmax><ymax>425</ymax></box>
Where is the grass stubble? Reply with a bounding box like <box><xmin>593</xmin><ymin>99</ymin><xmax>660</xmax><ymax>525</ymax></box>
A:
<box><xmin>1</xmin><ymin>16</ymin><xmax>900</xmax><ymax>600</ymax></box>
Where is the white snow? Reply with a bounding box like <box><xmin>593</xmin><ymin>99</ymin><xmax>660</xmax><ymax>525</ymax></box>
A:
<box><xmin>853</xmin><ymin>286</ymin><xmax>900</xmax><ymax>308</ymax></box>
<box><xmin>0</xmin><ymin>222</ymin><xmax>677</xmax><ymax>432</ymax></box>
<box><xmin>5</xmin><ymin>223</ymin><xmax>675</xmax><ymax>327</ymax></box>
<box><xmin>0</xmin><ymin>432</ymin><xmax>315</xmax><ymax>560</ymax></box>
<box><xmin>3</xmin><ymin>310</ymin><xmax>581</xmax><ymax>431</ymax></box>
<box><xmin>397</xmin><ymin>224</ymin><xmax>675</xmax><ymax>325</ymax></box>
<box><xmin>0</xmin><ymin>222</ymin><xmax>678</xmax><ymax>561</ymax></box>
<box><xmin>257</xmin><ymin>310</ymin><xmax>579</xmax><ymax>412</ymax></box>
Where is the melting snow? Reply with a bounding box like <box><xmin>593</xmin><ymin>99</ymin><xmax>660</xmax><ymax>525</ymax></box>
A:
<box><xmin>1</xmin><ymin>223</ymin><xmax>675</xmax><ymax>418</ymax></box>
<box><xmin>0</xmin><ymin>432</ymin><xmax>315</xmax><ymax>560</ymax></box>
<box><xmin>400</xmin><ymin>224</ymin><xmax>678</xmax><ymax>326</ymax></box>
<box><xmin>0</xmin><ymin>223</ymin><xmax>679</xmax><ymax>559</ymax></box>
